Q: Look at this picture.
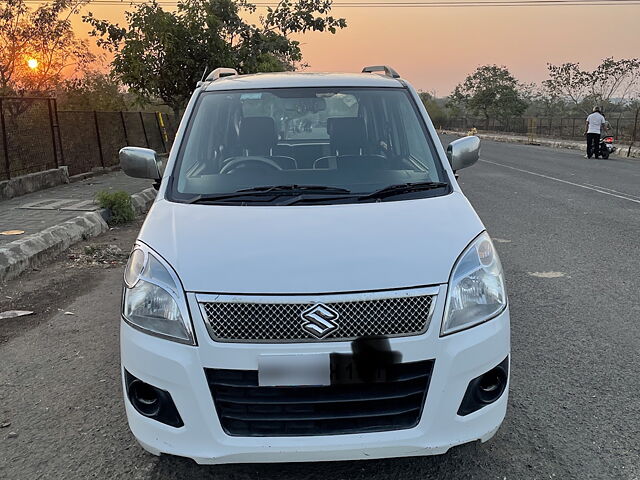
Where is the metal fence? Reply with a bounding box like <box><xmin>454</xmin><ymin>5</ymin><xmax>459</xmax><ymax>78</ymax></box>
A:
<box><xmin>442</xmin><ymin>116</ymin><xmax>639</xmax><ymax>143</ymax></box>
<box><xmin>0</xmin><ymin>96</ymin><xmax>179</xmax><ymax>181</ymax></box>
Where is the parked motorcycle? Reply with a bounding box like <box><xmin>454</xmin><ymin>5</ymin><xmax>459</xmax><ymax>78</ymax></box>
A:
<box><xmin>599</xmin><ymin>135</ymin><xmax>616</xmax><ymax>159</ymax></box>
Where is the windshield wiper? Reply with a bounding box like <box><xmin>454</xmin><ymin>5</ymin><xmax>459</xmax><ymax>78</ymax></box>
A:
<box><xmin>280</xmin><ymin>193</ymin><xmax>360</xmax><ymax>206</ymax></box>
<box><xmin>188</xmin><ymin>185</ymin><xmax>352</xmax><ymax>204</ymax></box>
<box><xmin>358</xmin><ymin>181</ymin><xmax>449</xmax><ymax>201</ymax></box>
<box><xmin>285</xmin><ymin>182</ymin><xmax>449</xmax><ymax>206</ymax></box>
<box><xmin>238</xmin><ymin>184</ymin><xmax>351</xmax><ymax>194</ymax></box>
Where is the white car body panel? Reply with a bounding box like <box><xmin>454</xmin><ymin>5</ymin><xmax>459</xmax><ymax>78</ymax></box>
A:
<box><xmin>137</xmin><ymin>192</ymin><xmax>484</xmax><ymax>294</ymax></box>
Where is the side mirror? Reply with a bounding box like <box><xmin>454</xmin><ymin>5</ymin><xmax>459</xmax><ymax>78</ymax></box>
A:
<box><xmin>446</xmin><ymin>136</ymin><xmax>480</xmax><ymax>171</ymax></box>
<box><xmin>119</xmin><ymin>147</ymin><xmax>161</xmax><ymax>180</ymax></box>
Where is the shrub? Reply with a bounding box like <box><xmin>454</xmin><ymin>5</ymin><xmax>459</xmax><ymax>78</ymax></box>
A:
<box><xmin>96</xmin><ymin>190</ymin><xmax>135</xmax><ymax>225</ymax></box>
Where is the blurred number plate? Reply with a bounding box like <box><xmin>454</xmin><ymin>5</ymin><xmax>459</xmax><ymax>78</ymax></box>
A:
<box><xmin>258</xmin><ymin>354</ymin><xmax>330</xmax><ymax>387</ymax></box>
<box><xmin>330</xmin><ymin>353</ymin><xmax>390</xmax><ymax>384</ymax></box>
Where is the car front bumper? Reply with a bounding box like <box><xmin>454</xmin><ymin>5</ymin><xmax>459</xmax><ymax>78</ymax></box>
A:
<box><xmin>120</xmin><ymin>291</ymin><xmax>510</xmax><ymax>465</ymax></box>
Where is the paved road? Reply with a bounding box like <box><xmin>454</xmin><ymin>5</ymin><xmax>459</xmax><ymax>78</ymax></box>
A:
<box><xmin>1</xmin><ymin>138</ymin><xmax>639</xmax><ymax>479</ymax></box>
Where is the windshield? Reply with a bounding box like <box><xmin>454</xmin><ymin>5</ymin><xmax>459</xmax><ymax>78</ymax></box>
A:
<box><xmin>169</xmin><ymin>87</ymin><xmax>448</xmax><ymax>204</ymax></box>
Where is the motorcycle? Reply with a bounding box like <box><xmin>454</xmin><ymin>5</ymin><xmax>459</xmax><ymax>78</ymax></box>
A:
<box><xmin>599</xmin><ymin>135</ymin><xmax>616</xmax><ymax>159</ymax></box>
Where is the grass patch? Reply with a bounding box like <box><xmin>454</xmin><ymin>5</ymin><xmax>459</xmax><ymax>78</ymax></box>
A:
<box><xmin>96</xmin><ymin>190</ymin><xmax>135</xmax><ymax>225</ymax></box>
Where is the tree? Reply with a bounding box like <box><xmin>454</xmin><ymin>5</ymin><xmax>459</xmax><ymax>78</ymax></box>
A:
<box><xmin>84</xmin><ymin>0</ymin><xmax>347</xmax><ymax>115</ymax></box>
<box><xmin>0</xmin><ymin>0</ymin><xmax>94</xmax><ymax>96</ymax></box>
<box><xmin>525</xmin><ymin>84</ymin><xmax>570</xmax><ymax>118</ymax></box>
<box><xmin>449</xmin><ymin>65</ymin><xmax>527</xmax><ymax>129</ymax></box>
<box><xmin>544</xmin><ymin>58</ymin><xmax>640</xmax><ymax>114</ymax></box>
<box><xmin>419</xmin><ymin>91</ymin><xmax>448</xmax><ymax>128</ymax></box>
<box><xmin>57</xmin><ymin>72</ymin><xmax>132</xmax><ymax>111</ymax></box>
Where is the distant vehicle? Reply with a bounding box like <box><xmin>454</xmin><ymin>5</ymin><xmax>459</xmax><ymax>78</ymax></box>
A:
<box><xmin>118</xmin><ymin>66</ymin><xmax>510</xmax><ymax>465</ymax></box>
<box><xmin>600</xmin><ymin>135</ymin><xmax>616</xmax><ymax>159</ymax></box>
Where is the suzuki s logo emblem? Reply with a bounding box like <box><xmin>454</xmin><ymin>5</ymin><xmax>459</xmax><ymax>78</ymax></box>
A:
<box><xmin>301</xmin><ymin>303</ymin><xmax>339</xmax><ymax>339</ymax></box>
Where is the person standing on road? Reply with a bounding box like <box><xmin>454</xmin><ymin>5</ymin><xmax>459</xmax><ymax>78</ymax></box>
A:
<box><xmin>585</xmin><ymin>106</ymin><xmax>606</xmax><ymax>159</ymax></box>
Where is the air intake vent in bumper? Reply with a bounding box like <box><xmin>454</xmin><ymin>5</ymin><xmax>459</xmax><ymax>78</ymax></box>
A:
<box><xmin>205</xmin><ymin>360</ymin><xmax>434</xmax><ymax>437</ymax></box>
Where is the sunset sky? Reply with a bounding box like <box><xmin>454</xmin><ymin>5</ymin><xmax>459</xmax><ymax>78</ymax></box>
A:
<box><xmin>72</xmin><ymin>1</ymin><xmax>640</xmax><ymax>95</ymax></box>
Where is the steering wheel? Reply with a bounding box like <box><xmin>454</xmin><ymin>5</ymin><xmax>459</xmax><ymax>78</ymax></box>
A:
<box><xmin>220</xmin><ymin>156</ymin><xmax>283</xmax><ymax>174</ymax></box>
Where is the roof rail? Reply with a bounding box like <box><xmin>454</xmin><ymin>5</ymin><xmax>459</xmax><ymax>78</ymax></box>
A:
<box><xmin>204</xmin><ymin>67</ymin><xmax>238</xmax><ymax>82</ymax></box>
<box><xmin>362</xmin><ymin>65</ymin><xmax>400</xmax><ymax>79</ymax></box>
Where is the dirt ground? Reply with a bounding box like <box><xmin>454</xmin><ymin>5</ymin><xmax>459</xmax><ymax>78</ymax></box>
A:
<box><xmin>0</xmin><ymin>219</ymin><xmax>142</xmax><ymax>345</ymax></box>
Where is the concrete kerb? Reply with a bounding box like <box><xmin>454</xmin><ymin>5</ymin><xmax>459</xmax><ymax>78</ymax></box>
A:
<box><xmin>69</xmin><ymin>165</ymin><xmax>121</xmax><ymax>183</ymax></box>
<box><xmin>0</xmin><ymin>165</ymin><xmax>126</xmax><ymax>201</ymax></box>
<box><xmin>0</xmin><ymin>187</ymin><xmax>157</xmax><ymax>283</ymax></box>
<box><xmin>130</xmin><ymin>188</ymin><xmax>157</xmax><ymax>216</ymax></box>
<box><xmin>0</xmin><ymin>167</ymin><xmax>70</xmax><ymax>201</ymax></box>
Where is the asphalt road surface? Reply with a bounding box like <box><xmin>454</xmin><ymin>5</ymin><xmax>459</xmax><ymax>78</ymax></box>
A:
<box><xmin>1</xmin><ymin>138</ymin><xmax>639</xmax><ymax>479</ymax></box>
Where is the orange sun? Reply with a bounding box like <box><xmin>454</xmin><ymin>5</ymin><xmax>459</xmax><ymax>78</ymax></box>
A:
<box><xmin>27</xmin><ymin>58</ymin><xmax>38</xmax><ymax>70</ymax></box>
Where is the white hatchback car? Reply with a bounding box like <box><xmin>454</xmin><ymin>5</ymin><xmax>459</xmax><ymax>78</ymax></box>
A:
<box><xmin>119</xmin><ymin>66</ymin><xmax>510</xmax><ymax>465</ymax></box>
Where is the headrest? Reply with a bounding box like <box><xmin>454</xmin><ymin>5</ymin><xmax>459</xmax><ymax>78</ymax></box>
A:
<box><xmin>239</xmin><ymin>116</ymin><xmax>277</xmax><ymax>154</ymax></box>
<box><xmin>327</xmin><ymin>117</ymin><xmax>366</xmax><ymax>155</ymax></box>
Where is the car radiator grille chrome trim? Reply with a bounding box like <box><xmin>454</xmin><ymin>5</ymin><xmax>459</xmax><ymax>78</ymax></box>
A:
<box><xmin>204</xmin><ymin>360</ymin><xmax>435</xmax><ymax>436</ymax></box>
<box><xmin>196</xmin><ymin>287</ymin><xmax>437</xmax><ymax>343</ymax></box>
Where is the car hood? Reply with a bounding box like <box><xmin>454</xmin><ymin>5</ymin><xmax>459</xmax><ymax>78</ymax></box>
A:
<box><xmin>138</xmin><ymin>193</ymin><xmax>485</xmax><ymax>294</ymax></box>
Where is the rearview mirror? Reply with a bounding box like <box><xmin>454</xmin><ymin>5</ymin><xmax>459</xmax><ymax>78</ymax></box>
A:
<box><xmin>119</xmin><ymin>147</ymin><xmax>161</xmax><ymax>180</ymax></box>
<box><xmin>446</xmin><ymin>136</ymin><xmax>480</xmax><ymax>171</ymax></box>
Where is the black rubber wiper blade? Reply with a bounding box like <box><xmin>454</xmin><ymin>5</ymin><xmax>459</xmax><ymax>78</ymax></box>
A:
<box><xmin>279</xmin><ymin>193</ymin><xmax>360</xmax><ymax>206</ymax></box>
<box><xmin>187</xmin><ymin>185</ymin><xmax>352</xmax><ymax>204</ymax></box>
<box><xmin>187</xmin><ymin>192</ymin><xmax>270</xmax><ymax>203</ymax></box>
<box><xmin>358</xmin><ymin>181</ymin><xmax>449</xmax><ymax>201</ymax></box>
<box><xmin>238</xmin><ymin>184</ymin><xmax>351</xmax><ymax>194</ymax></box>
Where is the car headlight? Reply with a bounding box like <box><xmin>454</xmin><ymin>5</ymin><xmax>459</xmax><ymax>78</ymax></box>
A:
<box><xmin>122</xmin><ymin>244</ymin><xmax>195</xmax><ymax>345</ymax></box>
<box><xmin>442</xmin><ymin>232</ymin><xmax>507</xmax><ymax>336</ymax></box>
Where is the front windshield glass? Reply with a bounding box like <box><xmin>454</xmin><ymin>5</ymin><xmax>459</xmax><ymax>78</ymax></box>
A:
<box><xmin>169</xmin><ymin>87</ymin><xmax>448</xmax><ymax>204</ymax></box>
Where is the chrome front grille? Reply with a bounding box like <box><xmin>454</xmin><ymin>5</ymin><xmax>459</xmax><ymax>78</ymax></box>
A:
<box><xmin>198</xmin><ymin>288</ymin><xmax>436</xmax><ymax>343</ymax></box>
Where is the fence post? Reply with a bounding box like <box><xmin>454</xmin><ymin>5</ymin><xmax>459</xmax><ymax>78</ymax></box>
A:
<box><xmin>0</xmin><ymin>98</ymin><xmax>10</xmax><ymax>179</ymax></box>
<box><xmin>155</xmin><ymin>112</ymin><xmax>167</xmax><ymax>152</ymax></box>
<box><xmin>52</xmin><ymin>98</ymin><xmax>65</xmax><ymax>166</ymax></box>
<box><xmin>139</xmin><ymin>112</ymin><xmax>150</xmax><ymax>148</ymax></box>
<box><xmin>93</xmin><ymin>111</ymin><xmax>105</xmax><ymax>168</ymax></box>
<box><xmin>47</xmin><ymin>98</ymin><xmax>59</xmax><ymax>168</ymax></box>
<box><xmin>120</xmin><ymin>111</ymin><xmax>130</xmax><ymax>146</ymax></box>
<box><xmin>527</xmin><ymin>118</ymin><xmax>535</xmax><ymax>144</ymax></box>
<box><xmin>628</xmin><ymin>109</ymin><xmax>639</xmax><ymax>157</ymax></box>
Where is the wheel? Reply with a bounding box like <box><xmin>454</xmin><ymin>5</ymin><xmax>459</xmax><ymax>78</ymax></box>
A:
<box><xmin>601</xmin><ymin>151</ymin><xmax>609</xmax><ymax>159</ymax></box>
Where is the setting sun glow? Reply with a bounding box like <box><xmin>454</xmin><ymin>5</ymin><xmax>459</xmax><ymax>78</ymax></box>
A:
<box><xmin>27</xmin><ymin>58</ymin><xmax>38</xmax><ymax>70</ymax></box>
